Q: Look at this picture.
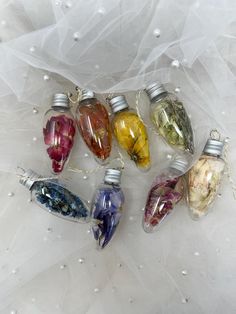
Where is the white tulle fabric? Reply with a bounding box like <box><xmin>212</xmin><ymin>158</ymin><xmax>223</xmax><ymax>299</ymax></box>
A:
<box><xmin>0</xmin><ymin>0</ymin><xmax>236</xmax><ymax>313</ymax></box>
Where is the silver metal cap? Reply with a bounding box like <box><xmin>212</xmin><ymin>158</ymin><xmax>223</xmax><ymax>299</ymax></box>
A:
<box><xmin>19</xmin><ymin>169</ymin><xmax>41</xmax><ymax>190</ymax></box>
<box><xmin>169</xmin><ymin>159</ymin><xmax>188</xmax><ymax>174</ymax></box>
<box><xmin>52</xmin><ymin>93</ymin><xmax>70</xmax><ymax>109</ymax></box>
<box><xmin>109</xmin><ymin>95</ymin><xmax>129</xmax><ymax>113</ymax></box>
<box><xmin>145</xmin><ymin>82</ymin><xmax>166</xmax><ymax>101</ymax></box>
<box><xmin>80</xmin><ymin>89</ymin><xmax>95</xmax><ymax>101</ymax></box>
<box><xmin>104</xmin><ymin>168</ymin><xmax>122</xmax><ymax>185</ymax></box>
<box><xmin>203</xmin><ymin>139</ymin><xmax>225</xmax><ymax>157</ymax></box>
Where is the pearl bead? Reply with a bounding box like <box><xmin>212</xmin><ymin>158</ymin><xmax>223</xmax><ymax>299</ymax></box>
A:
<box><xmin>181</xmin><ymin>270</ymin><xmax>188</xmax><ymax>276</ymax></box>
<box><xmin>65</xmin><ymin>1</ymin><xmax>72</xmax><ymax>8</ymax></box>
<box><xmin>224</xmin><ymin>137</ymin><xmax>230</xmax><ymax>143</ymax></box>
<box><xmin>111</xmin><ymin>286</ymin><xmax>117</xmax><ymax>293</ymax></box>
<box><xmin>166</xmin><ymin>154</ymin><xmax>172</xmax><ymax>160</ymax></box>
<box><xmin>60</xmin><ymin>264</ymin><xmax>66</xmax><ymax>269</ymax></box>
<box><xmin>221</xmin><ymin>111</ymin><xmax>226</xmax><ymax>115</ymax></box>
<box><xmin>98</xmin><ymin>7</ymin><xmax>106</xmax><ymax>15</ymax></box>
<box><xmin>94</xmin><ymin>287</ymin><xmax>100</xmax><ymax>293</ymax></box>
<box><xmin>73</xmin><ymin>32</ymin><xmax>81</xmax><ymax>41</ymax></box>
<box><xmin>84</xmin><ymin>153</ymin><xmax>89</xmax><ymax>158</ymax></box>
<box><xmin>194</xmin><ymin>251</ymin><xmax>200</xmax><ymax>256</ymax></box>
<box><xmin>10</xmin><ymin>310</ymin><xmax>17</xmax><ymax>314</ymax></box>
<box><xmin>153</xmin><ymin>28</ymin><xmax>161</xmax><ymax>38</ymax></box>
<box><xmin>33</xmin><ymin>108</ymin><xmax>38</xmax><ymax>114</ymax></box>
<box><xmin>43</xmin><ymin>74</ymin><xmax>50</xmax><ymax>81</ymax></box>
<box><xmin>32</xmin><ymin>137</ymin><xmax>37</xmax><ymax>142</ymax></box>
<box><xmin>11</xmin><ymin>268</ymin><xmax>18</xmax><ymax>274</ymax></box>
<box><xmin>78</xmin><ymin>258</ymin><xmax>85</xmax><ymax>264</ymax></box>
<box><xmin>8</xmin><ymin>192</ymin><xmax>14</xmax><ymax>197</ymax></box>
<box><xmin>1</xmin><ymin>20</ymin><xmax>7</xmax><ymax>27</ymax></box>
<box><xmin>29</xmin><ymin>46</ymin><xmax>36</xmax><ymax>53</ymax></box>
<box><xmin>171</xmin><ymin>60</ymin><xmax>180</xmax><ymax>68</ymax></box>
<box><xmin>55</xmin><ymin>0</ymin><xmax>62</xmax><ymax>5</ymax></box>
<box><xmin>87</xmin><ymin>228</ymin><xmax>91</xmax><ymax>234</ymax></box>
<box><xmin>174</xmin><ymin>87</ymin><xmax>181</xmax><ymax>93</ymax></box>
<box><xmin>83</xmin><ymin>175</ymin><xmax>88</xmax><ymax>180</ymax></box>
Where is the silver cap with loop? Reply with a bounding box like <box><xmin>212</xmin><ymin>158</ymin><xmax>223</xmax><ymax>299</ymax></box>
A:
<box><xmin>19</xmin><ymin>169</ymin><xmax>41</xmax><ymax>190</ymax></box>
<box><xmin>104</xmin><ymin>168</ymin><xmax>122</xmax><ymax>185</ymax></box>
<box><xmin>145</xmin><ymin>82</ymin><xmax>166</xmax><ymax>101</ymax></box>
<box><xmin>203</xmin><ymin>139</ymin><xmax>225</xmax><ymax>157</ymax></box>
<box><xmin>52</xmin><ymin>93</ymin><xmax>70</xmax><ymax>109</ymax></box>
<box><xmin>169</xmin><ymin>158</ymin><xmax>188</xmax><ymax>174</ymax></box>
<box><xmin>81</xmin><ymin>89</ymin><xmax>95</xmax><ymax>101</ymax></box>
<box><xmin>109</xmin><ymin>95</ymin><xmax>129</xmax><ymax>113</ymax></box>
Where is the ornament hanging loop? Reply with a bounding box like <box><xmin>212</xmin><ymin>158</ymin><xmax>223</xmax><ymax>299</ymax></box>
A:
<box><xmin>210</xmin><ymin>129</ymin><xmax>221</xmax><ymax>140</ymax></box>
<box><xmin>67</xmin><ymin>86</ymin><xmax>82</xmax><ymax>105</ymax></box>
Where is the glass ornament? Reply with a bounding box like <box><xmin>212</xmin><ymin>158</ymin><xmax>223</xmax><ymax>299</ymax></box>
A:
<box><xmin>109</xmin><ymin>95</ymin><xmax>151</xmax><ymax>170</ymax></box>
<box><xmin>19</xmin><ymin>169</ymin><xmax>90</xmax><ymax>222</ymax></box>
<box><xmin>145</xmin><ymin>83</ymin><xmax>194</xmax><ymax>154</ymax></box>
<box><xmin>76</xmin><ymin>89</ymin><xmax>112</xmax><ymax>164</ymax></box>
<box><xmin>43</xmin><ymin>93</ymin><xmax>76</xmax><ymax>173</ymax></box>
<box><xmin>143</xmin><ymin>159</ymin><xmax>187</xmax><ymax>233</ymax></box>
<box><xmin>186</xmin><ymin>137</ymin><xmax>225</xmax><ymax>220</ymax></box>
<box><xmin>91</xmin><ymin>168</ymin><xmax>125</xmax><ymax>249</ymax></box>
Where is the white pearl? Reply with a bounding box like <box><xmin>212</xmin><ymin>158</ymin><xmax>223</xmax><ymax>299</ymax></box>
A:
<box><xmin>153</xmin><ymin>28</ymin><xmax>161</xmax><ymax>38</ymax></box>
<box><xmin>194</xmin><ymin>251</ymin><xmax>200</xmax><ymax>256</ymax></box>
<box><xmin>43</xmin><ymin>74</ymin><xmax>50</xmax><ymax>81</ymax></box>
<box><xmin>83</xmin><ymin>175</ymin><xmax>88</xmax><ymax>180</ymax></box>
<box><xmin>60</xmin><ymin>264</ymin><xmax>66</xmax><ymax>269</ymax></box>
<box><xmin>174</xmin><ymin>87</ymin><xmax>181</xmax><ymax>93</ymax></box>
<box><xmin>224</xmin><ymin>137</ymin><xmax>230</xmax><ymax>143</ymax></box>
<box><xmin>11</xmin><ymin>268</ymin><xmax>18</xmax><ymax>274</ymax></box>
<box><xmin>98</xmin><ymin>7</ymin><xmax>106</xmax><ymax>15</ymax></box>
<box><xmin>188</xmin><ymin>114</ymin><xmax>192</xmax><ymax>119</ymax></box>
<box><xmin>8</xmin><ymin>192</ymin><xmax>14</xmax><ymax>197</ymax></box>
<box><xmin>171</xmin><ymin>60</ymin><xmax>180</xmax><ymax>68</ymax></box>
<box><xmin>181</xmin><ymin>270</ymin><xmax>188</xmax><ymax>276</ymax></box>
<box><xmin>73</xmin><ymin>32</ymin><xmax>81</xmax><ymax>41</ymax></box>
<box><xmin>1</xmin><ymin>20</ymin><xmax>7</xmax><ymax>27</ymax></box>
<box><xmin>166</xmin><ymin>154</ymin><xmax>172</xmax><ymax>160</ymax></box>
<box><xmin>221</xmin><ymin>111</ymin><xmax>226</xmax><ymax>115</ymax></box>
<box><xmin>10</xmin><ymin>310</ymin><xmax>17</xmax><ymax>314</ymax></box>
<box><xmin>94</xmin><ymin>287</ymin><xmax>100</xmax><ymax>293</ymax></box>
<box><xmin>65</xmin><ymin>1</ymin><xmax>72</xmax><ymax>8</ymax></box>
<box><xmin>94</xmin><ymin>64</ymin><xmax>100</xmax><ymax>70</ymax></box>
<box><xmin>32</xmin><ymin>137</ymin><xmax>37</xmax><ymax>142</ymax></box>
<box><xmin>55</xmin><ymin>0</ymin><xmax>62</xmax><ymax>6</ymax></box>
<box><xmin>78</xmin><ymin>258</ymin><xmax>85</xmax><ymax>264</ymax></box>
<box><xmin>87</xmin><ymin>228</ymin><xmax>91</xmax><ymax>234</ymax></box>
<box><xmin>29</xmin><ymin>46</ymin><xmax>36</xmax><ymax>53</ymax></box>
<box><xmin>84</xmin><ymin>153</ymin><xmax>89</xmax><ymax>158</ymax></box>
<box><xmin>33</xmin><ymin>108</ymin><xmax>38</xmax><ymax>114</ymax></box>
<box><xmin>111</xmin><ymin>286</ymin><xmax>117</xmax><ymax>292</ymax></box>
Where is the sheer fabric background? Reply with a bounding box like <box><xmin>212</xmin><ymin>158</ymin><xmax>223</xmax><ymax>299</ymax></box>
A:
<box><xmin>0</xmin><ymin>0</ymin><xmax>236</xmax><ymax>313</ymax></box>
